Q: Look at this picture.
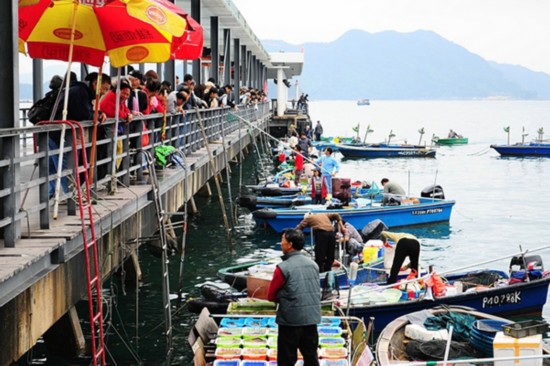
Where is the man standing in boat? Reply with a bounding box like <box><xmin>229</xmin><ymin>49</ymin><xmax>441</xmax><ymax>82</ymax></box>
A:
<box><xmin>267</xmin><ymin>229</ymin><xmax>321</xmax><ymax>366</ymax></box>
<box><xmin>380</xmin><ymin>231</ymin><xmax>420</xmax><ymax>284</ymax></box>
<box><xmin>296</xmin><ymin>212</ymin><xmax>347</xmax><ymax>272</ymax></box>
<box><xmin>316</xmin><ymin>147</ymin><xmax>340</xmax><ymax>194</ymax></box>
<box><xmin>314</xmin><ymin>120</ymin><xmax>324</xmax><ymax>141</ymax></box>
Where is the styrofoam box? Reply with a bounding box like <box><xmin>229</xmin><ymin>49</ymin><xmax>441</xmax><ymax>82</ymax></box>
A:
<box><xmin>493</xmin><ymin>331</ymin><xmax>543</xmax><ymax>366</ymax></box>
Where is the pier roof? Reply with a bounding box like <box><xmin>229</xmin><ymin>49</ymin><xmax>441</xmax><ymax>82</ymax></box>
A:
<box><xmin>199</xmin><ymin>0</ymin><xmax>272</xmax><ymax>67</ymax></box>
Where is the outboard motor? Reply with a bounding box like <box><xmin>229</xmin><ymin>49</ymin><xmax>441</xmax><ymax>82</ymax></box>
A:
<box><xmin>361</xmin><ymin>219</ymin><xmax>388</xmax><ymax>242</ymax></box>
<box><xmin>332</xmin><ymin>178</ymin><xmax>352</xmax><ymax>206</ymax></box>
<box><xmin>421</xmin><ymin>185</ymin><xmax>445</xmax><ymax>199</ymax></box>
<box><xmin>510</xmin><ymin>254</ymin><xmax>544</xmax><ymax>271</ymax></box>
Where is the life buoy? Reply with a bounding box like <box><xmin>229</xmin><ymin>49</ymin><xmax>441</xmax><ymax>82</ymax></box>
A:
<box><xmin>253</xmin><ymin>209</ymin><xmax>278</xmax><ymax>220</ymax></box>
<box><xmin>238</xmin><ymin>195</ymin><xmax>257</xmax><ymax>210</ymax></box>
<box><xmin>260</xmin><ymin>187</ymin><xmax>283</xmax><ymax>196</ymax></box>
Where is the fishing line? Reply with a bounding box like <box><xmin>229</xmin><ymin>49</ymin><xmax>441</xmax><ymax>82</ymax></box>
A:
<box><xmin>468</xmin><ymin>147</ymin><xmax>490</xmax><ymax>156</ymax></box>
<box><xmin>229</xmin><ymin>112</ymin><xmax>334</xmax><ymax>177</ymax></box>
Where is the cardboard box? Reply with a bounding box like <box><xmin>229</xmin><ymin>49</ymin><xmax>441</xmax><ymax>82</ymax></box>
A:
<box><xmin>247</xmin><ymin>275</ymin><xmax>272</xmax><ymax>300</ymax></box>
<box><xmin>493</xmin><ymin>331</ymin><xmax>542</xmax><ymax>366</ymax></box>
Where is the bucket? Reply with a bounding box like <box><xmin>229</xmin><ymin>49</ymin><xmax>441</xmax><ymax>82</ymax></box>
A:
<box><xmin>363</xmin><ymin>246</ymin><xmax>378</xmax><ymax>264</ymax></box>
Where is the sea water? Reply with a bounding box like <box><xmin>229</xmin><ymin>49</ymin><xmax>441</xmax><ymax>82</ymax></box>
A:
<box><xmin>19</xmin><ymin>100</ymin><xmax>550</xmax><ymax>365</ymax></box>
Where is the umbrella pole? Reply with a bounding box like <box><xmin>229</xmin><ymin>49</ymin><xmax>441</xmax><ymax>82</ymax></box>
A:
<box><xmin>88</xmin><ymin>64</ymin><xmax>104</xmax><ymax>186</ymax></box>
<box><xmin>110</xmin><ymin>68</ymin><xmax>122</xmax><ymax>194</ymax></box>
<box><xmin>53</xmin><ymin>0</ymin><xmax>79</xmax><ymax>219</ymax></box>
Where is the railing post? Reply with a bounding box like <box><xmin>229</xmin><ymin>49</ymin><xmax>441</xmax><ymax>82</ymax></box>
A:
<box><xmin>1</xmin><ymin>135</ymin><xmax>18</xmax><ymax>247</ymax></box>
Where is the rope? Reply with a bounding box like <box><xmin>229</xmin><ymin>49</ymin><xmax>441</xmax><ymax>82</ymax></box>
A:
<box><xmin>468</xmin><ymin>147</ymin><xmax>491</xmax><ymax>156</ymax></box>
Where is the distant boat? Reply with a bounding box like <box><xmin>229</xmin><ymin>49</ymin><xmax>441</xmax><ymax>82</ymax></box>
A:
<box><xmin>491</xmin><ymin>141</ymin><xmax>550</xmax><ymax>157</ymax></box>
<box><xmin>357</xmin><ymin>99</ymin><xmax>370</xmax><ymax>106</ymax></box>
<box><xmin>336</xmin><ymin>143</ymin><xmax>436</xmax><ymax>158</ymax></box>
<box><xmin>433</xmin><ymin>136</ymin><xmax>469</xmax><ymax>145</ymax></box>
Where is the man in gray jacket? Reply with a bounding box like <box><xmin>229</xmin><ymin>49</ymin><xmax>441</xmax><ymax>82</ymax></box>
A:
<box><xmin>267</xmin><ymin>229</ymin><xmax>321</xmax><ymax>366</ymax></box>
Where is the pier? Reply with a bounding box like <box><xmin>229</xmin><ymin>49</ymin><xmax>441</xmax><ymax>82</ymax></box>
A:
<box><xmin>0</xmin><ymin>0</ymin><xmax>305</xmax><ymax>364</ymax></box>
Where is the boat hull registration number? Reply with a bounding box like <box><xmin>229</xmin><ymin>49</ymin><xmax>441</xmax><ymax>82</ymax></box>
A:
<box><xmin>411</xmin><ymin>208</ymin><xmax>443</xmax><ymax>215</ymax></box>
<box><xmin>482</xmin><ymin>291</ymin><xmax>521</xmax><ymax>308</ymax></box>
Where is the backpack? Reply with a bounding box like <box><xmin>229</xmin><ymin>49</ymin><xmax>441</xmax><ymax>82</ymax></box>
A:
<box><xmin>28</xmin><ymin>91</ymin><xmax>58</xmax><ymax>124</ymax></box>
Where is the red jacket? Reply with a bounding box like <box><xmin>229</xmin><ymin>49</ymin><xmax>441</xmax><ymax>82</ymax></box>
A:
<box><xmin>99</xmin><ymin>90</ymin><xmax>130</xmax><ymax>120</ymax></box>
<box><xmin>295</xmin><ymin>152</ymin><xmax>304</xmax><ymax>170</ymax></box>
<box><xmin>311</xmin><ymin>175</ymin><xmax>328</xmax><ymax>198</ymax></box>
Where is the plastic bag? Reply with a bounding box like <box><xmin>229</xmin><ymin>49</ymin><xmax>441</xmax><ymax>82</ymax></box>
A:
<box><xmin>426</xmin><ymin>272</ymin><xmax>447</xmax><ymax>297</ymax></box>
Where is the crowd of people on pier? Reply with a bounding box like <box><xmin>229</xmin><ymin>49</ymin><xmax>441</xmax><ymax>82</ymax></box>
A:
<box><xmin>32</xmin><ymin>69</ymin><xmax>268</xmax><ymax>197</ymax></box>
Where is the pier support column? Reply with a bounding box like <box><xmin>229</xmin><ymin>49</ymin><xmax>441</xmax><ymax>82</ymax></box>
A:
<box><xmin>189</xmin><ymin>196</ymin><xmax>198</xmax><ymax>214</ymax></box>
<box><xmin>43</xmin><ymin>307</ymin><xmax>85</xmax><ymax>358</ymax></box>
<box><xmin>197</xmin><ymin>182</ymin><xmax>212</xmax><ymax>197</ymax></box>
<box><xmin>122</xmin><ymin>250</ymin><xmax>142</xmax><ymax>284</ymax></box>
<box><xmin>276</xmin><ymin>68</ymin><xmax>287</xmax><ymax>117</ymax></box>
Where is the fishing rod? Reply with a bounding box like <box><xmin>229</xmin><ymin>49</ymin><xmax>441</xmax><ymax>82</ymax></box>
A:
<box><xmin>229</xmin><ymin>112</ymin><xmax>334</xmax><ymax>177</ymax></box>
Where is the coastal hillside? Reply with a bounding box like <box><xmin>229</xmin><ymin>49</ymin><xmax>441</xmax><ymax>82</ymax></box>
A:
<box><xmin>263</xmin><ymin>29</ymin><xmax>550</xmax><ymax>100</ymax></box>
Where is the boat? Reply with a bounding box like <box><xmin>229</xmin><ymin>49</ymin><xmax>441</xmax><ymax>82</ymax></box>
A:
<box><xmin>313</xmin><ymin>136</ymin><xmax>356</xmax><ymax>151</ymax></box>
<box><xmin>357</xmin><ymin>99</ymin><xmax>370</xmax><ymax>106</ymax></box>
<box><xmin>217</xmin><ymin>257</ymin><xmax>387</xmax><ymax>292</ymax></box>
<box><xmin>491</xmin><ymin>141</ymin><xmax>550</xmax><ymax>157</ymax></box>
<box><xmin>433</xmin><ymin>136</ymin><xmax>469</xmax><ymax>145</ymax></box>
<box><xmin>252</xmin><ymin>196</ymin><xmax>455</xmax><ymax>233</ymax></box>
<box><xmin>376</xmin><ymin>306</ymin><xmax>550</xmax><ymax>364</ymax></box>
<box><xmin>239</xmin><ymin>184</ymin><xmax>382</xmax><ymax>210</ymax></box>
<box><xmin>341</xmin><ymin>262</ymin><xmax>550</xmax><ymax>330</ymax></box>
<box><xmin>336</xmin><ymin>143</ymin><xmax>436</xmax><ymax>158</ymax></box>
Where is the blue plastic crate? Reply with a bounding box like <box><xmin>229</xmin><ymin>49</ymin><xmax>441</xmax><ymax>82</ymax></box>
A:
<box><xmin>221</xmin><ymin>317</ymin><xmax>246</xmax><ymax>328</ymax></box>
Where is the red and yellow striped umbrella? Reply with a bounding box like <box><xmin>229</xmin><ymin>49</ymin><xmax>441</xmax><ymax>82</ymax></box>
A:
<box><xmin>19</xmin><ymin>0</ymin><xmax>187</xmax><ymax>67</ymax></box>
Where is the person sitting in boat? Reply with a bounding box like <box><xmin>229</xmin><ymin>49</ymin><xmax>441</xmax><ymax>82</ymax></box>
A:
<box><xmin>379</xmin><ymin>231</ymin><xmax>420</xmax><ymax>284</ymax></box>
<box><xmin>311</xmin><ymin>168</ymin><xmax>328</xmax><ymax>204</ymax></box>
<box><xmin>337</xmin><ymin>220</ymin><xmax>364</xmax><ymax>256</ymax></box>
<box><xmin>380</xmin><ymin>178</ymin><xmax>406</xmax><ymax>205</ymax></box>
<box><xmin>448</xmin><ymin>129</ymin><xmax>462</xmax><ymax>138</ymax></box>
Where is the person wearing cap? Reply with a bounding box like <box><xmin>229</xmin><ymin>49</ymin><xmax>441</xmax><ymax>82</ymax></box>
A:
<box><xmin>310</xmin><ymin>168</ymin><xmax>328</xmax><ymax>205</ymax></box>
<box><xmin>267</xmin><ymin>228</ymin><xmax>321</xmax><ymax>366</ymax></box>
<box><xmin>379</xmin><ymin>231</ymin><xmax>420</xmax><ymax>284</ymax></box>
<box><xmin>296</xmin><ymin>212</ymin><xmax>346</xmax><ymax>272</ymax></box>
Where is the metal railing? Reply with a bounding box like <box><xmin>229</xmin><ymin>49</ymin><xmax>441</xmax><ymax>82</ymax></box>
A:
<box><xmin>0</xmin><ymin>102</ymin><xmax>270</xmax><ymax>247</ymax></box>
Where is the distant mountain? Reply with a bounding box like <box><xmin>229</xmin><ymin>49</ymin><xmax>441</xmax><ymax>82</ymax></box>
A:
<box><xmin>263</xmin><ymin>29</ymin><xmax>550</xmax><ymax>100</ymax></box>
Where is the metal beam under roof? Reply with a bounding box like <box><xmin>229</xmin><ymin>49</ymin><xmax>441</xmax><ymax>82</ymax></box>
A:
<box><xmin>181</xmin><ymin>0</ymin><xmax>272</xmax><ymax>67</ymax></box>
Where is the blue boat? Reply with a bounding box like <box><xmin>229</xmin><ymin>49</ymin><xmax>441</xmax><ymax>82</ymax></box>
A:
<box><xmin>336</xmin><ymin>143</ymin><xmax>436</xmax><ymax>158</ymax></box>
<box><xmin>345</xmin><ymin>269</ymin><xmax>550</xmax><ymax>330</ymax></box>
<box><xmin>491</xmin><ymin>142</ymin><xmax>550</xmax><ymax>157</ymax></box>
<box><xmin>252</xmin><ymin>196</ymin><xmax>455</xmax><ymax>233</ymax></box>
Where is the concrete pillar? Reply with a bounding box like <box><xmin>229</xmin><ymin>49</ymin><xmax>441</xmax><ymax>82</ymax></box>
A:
<box><xmin>240</xmin><ymin>45</ymin><xmax>247</xmax><ymax>95</ymax></box>
<box><xmin>277</xmin><ymin>68</ymin><xmax>287</xmax><ymax>117</ymax></box>
<box><xmin>223</xmin><ymin>29</ymin><xmax>231</xmax><ymax>86</ymax></box>
<box><xmin>33</xmin><ymin>59</ymin><xmax>43</xmax><ymax>102</ymax></box>
<box><xmin>233</xmin><ymin>38</ymin><xmax>240</xmax><ymax>95</ymax></box>
<box><xmin>210</xmin><ymin>16</ymin><xmax>219</xmax><ymax>84</ymax></box>
<box><xmin>246</xmin><ymin>50</ymin><xmax>252</xmax><ymax>88</ymax></box>
<box><xmin>191</xmin><ymin>0</ymin><xmax>201</xmax><ymax>84</ymax></box>
<box><xmin>0</xmin><ymin>0</ymin><xmax>20</xmax><ymax>246</ymax></box>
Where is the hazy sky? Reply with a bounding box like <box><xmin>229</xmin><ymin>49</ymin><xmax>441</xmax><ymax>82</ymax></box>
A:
<box><xmin>232</xmin><ymin>0</ymin><xmax>550</xmax><ymax>75</ymax></box>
